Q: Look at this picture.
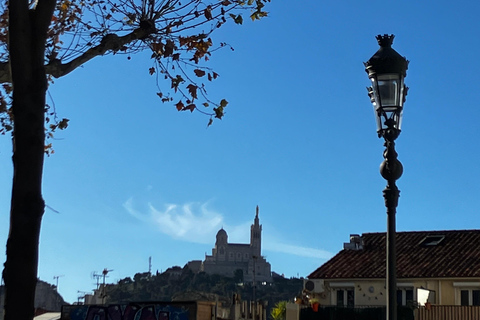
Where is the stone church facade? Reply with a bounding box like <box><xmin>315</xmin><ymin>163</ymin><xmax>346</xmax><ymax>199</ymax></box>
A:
<box><xmin>199</xmin><ymin>206</ymin><xmax>272</xmax><ymax>283</ymax></box>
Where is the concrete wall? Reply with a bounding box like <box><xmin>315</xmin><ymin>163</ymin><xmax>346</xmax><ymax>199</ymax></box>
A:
<box><xmin>286</xmin><ymin>303</ymin><xmax>300</xmax><ymax>320</ymax></box>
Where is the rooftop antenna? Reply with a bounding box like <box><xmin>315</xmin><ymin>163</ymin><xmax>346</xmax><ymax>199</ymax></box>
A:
<box><xmin>53</xmin><ymin>275</ymin><xmax>64</xmax><ymax>291</ymax></box>
<box><xmin>101</xmin><ymin>268</ymin><xmax>113</xmax><ymax>304</ymax></box>
<box><xmin>102</xmin><ymin>268</ymin><xmax>113</xmax><ymax>286</ymax></box>
<box><xmin>91</xmin><ymin>271</ymin><xmax>102</xmax><ymax>289</ymax></box>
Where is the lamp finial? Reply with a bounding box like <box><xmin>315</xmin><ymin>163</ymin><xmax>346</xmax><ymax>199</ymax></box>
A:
<box><xmin>376</xmin><ymin>34</ymin><xmax>395</xmax><ymax>47</ymax></box>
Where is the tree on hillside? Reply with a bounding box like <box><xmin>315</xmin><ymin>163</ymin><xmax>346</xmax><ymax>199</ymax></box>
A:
<box><xmin>0</xmin><ymin>0</ymin><xmax>269</xmax><ymax>319</ymax></box>
<box><xmin>270</xmin><ymin>301</ymin><xmax>287</xmax><ymax>320</ymax></box>
<box><xmin>105</xmin><ymin>270</ymin><xmax>302</xmax><ymax>311</ymax></box>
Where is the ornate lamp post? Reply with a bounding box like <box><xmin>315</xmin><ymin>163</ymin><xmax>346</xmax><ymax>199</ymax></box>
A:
<box><xmin>364</xmin><ymin>34</ymin><xmax>409</xmax><ymax>320</ymax></box>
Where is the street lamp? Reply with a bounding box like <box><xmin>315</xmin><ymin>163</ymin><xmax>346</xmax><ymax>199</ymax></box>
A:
<box><xmin>364</xmin><ymin>34</ymin><xmax>409</xmax><ymax>320</ymax></box>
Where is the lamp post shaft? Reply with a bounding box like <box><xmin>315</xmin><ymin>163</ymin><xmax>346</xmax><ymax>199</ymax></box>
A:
<box><xmin>380</xmin><ymin>134</ymin><xmax>402</xmax><ymax>320</ymax></box>
<box><xmin>384</xmin><ymin>184</ymin><xmax>399</xmax><ymax>320</ymax></box>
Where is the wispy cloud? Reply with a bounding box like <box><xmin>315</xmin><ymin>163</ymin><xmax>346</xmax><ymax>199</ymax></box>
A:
<box><xmin>124</xmin><ymin>197</ymin><xmax>333</xmax><ymax>259</ymax></box>
<box><xmin>263</xmin><ymin>240</ymin><xmax>333</xmax><ymax>260</ymax></box>
<box><xmin>124</xmin><ymin>198</ymin><xmax>223</xmax><ymax>244</ymax></box>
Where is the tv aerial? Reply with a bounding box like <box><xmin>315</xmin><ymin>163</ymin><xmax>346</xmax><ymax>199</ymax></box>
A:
<box><xmin>53</xmin><ymin>275</ymin><xmax>64</xmax><ymax>291</ymax></box>
<box><xmin>101</xmin><ymin>268</ymin><xmax>114</xmax><ymax>286</ymax></box>
<box><xmin>91</xmin><ymin>271</ymin><xmax>103</xmax><ymax>289</ymax></box>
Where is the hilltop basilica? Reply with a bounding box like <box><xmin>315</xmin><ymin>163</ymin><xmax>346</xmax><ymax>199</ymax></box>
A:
<box><xmin>188</xmin><ymin>206</ymin><xmax>272</xmax><ymax>283</ymax></box>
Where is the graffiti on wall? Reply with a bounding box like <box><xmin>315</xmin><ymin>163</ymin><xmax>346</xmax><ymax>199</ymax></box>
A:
<box><xmin>64</xmin><ymin>304</ymin><xmax>189</xmax><ymax>320</ymax></box>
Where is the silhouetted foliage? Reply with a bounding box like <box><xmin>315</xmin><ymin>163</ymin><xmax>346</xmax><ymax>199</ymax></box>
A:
<box><xmin>105</xmin><ymin>268</ymin><xmax>303</xmax><ymax>315</ymax></box>
<box><xmin>234</xmin><ymin>269</ymin><xmax>244</xmax><ymax>283</ymax></box>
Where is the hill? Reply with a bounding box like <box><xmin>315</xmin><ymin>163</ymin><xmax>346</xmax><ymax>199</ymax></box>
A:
<box><xmin>104</xmin><ymin>266</ymin><xmax>303</xmax><ymax>309</ymax></box>
<box><xmin>0</xmin><ymin>279</ymin><xmax>66</xmax><ymax>319</ymax></box>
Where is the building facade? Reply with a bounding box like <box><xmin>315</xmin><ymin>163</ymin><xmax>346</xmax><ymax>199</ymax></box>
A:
<box><xmin>304</xmin><ymin>230</ymin><xmax>480</xmax><ymax>308</ymax></box>
<box><xmin>201</xmin><ymin>206</ymin><xmax>272</xmax><ymax>283</ymax></box>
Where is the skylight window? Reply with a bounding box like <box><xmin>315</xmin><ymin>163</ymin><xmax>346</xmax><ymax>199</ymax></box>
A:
<box><xmin>419</xmin><ymin>235</ymin><xmax>445</xmax><ymax>247</ymax></box>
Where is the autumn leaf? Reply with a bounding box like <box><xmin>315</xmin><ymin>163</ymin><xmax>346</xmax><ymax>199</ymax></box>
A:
<box><xmin>58</xmin><ymin>118</ymin><xmax>69</xmax><ymax>130</ymax></box>
<box><xmin>164</xmin><ymin>39</ymin><xmax>175</xmax><ymax>57</ymax></box>
<box><xmin>204</xmin><ymin>6</ymin><xmax>212</xmax><ymax>20</ymax></box>
<box><xmin>207</xmin><ymin>118</ymin><xmax>213</xmax><ymax>127</ymax></box>
<box><xmin>236</xmin><ymin>15</ymin><xmax>244</xmax><ymax>25</ymax></box>
<box><xmin>230</xmin><ymin>14</ymin><xmax>243</xmax><ymax>25</ymax></box>
<box><xmin>250</xmin><ymin>11</ymin><xmax>268</xmax><ymax>21</ymax></box>
<box><xmin>151</xmin><ymin>42</ymin><xmax>164</xmax><ymax>54</ymax></box>
<box><xmin>176</xmin><ymin>100</ymin><xmax>185</xmax><ymax>111</ymax></box>
<box><xmin>203</xmin><ymin>102</ymin><xmax>209</xmax><ymax>107</ymax></box>
<box><xmin>185</xmin><ymin>104</ymin><xmax>196</xmax><ymax>113</ymax></box>
<box><xmin>219</xmin><ymin>99</ymin><xmax>228</xmax><ymax>107</ymax></box>
<box><xmin>149</xmin><ymin>67</ymin><xmax>155</xmax><ymax>75</ymax></box>
<box><xmin>187</xmin><ymin>84</ymin><xmax>198</xmax><ymax>100</ymax></box>
<box><xmin>194</xmin><ymin>69</ymin><xmax>206</xmax><ymax>77</ymax></box>
<box><xmin>221</xmin><ymin>0</ymin><xmax>232</xmax><ymax>5</ymax></box>
<box><xmin>213</xmin><ymin>106</ymin><xmax>224</xmax><ymax>119</ymax></box>
<box><xmin>60</xmin><ymin>1</ymin><xmax>69</xmax><ymax>11</ymax></box>
<box><xmin>171</xmin><ymin>75</ymin><xmax>184</xmax><ymax>92</ymax></box>
<box><xmin>213</xmin><ymin>72</ymin><xmax>219</xmax><ymax>79</ymax></box>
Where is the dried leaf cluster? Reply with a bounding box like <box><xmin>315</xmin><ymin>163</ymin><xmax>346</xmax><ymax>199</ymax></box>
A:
<box><xmin>0</xmin><ymin>0</ymin><xmax>270</xmax><ymax>148</ymax></box>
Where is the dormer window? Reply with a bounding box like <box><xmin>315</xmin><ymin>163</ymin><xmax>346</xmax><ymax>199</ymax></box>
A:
<box><xmin>419</xmin><ymin>235</ymin><xmax>445</xmax><ymax>247</ymax></box>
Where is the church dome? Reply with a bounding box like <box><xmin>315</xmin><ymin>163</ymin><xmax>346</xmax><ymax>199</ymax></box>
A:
<box><xmin>216</xmin><ymin>228</ymin><xmax>228</xmax><ymax>244</ymax></box>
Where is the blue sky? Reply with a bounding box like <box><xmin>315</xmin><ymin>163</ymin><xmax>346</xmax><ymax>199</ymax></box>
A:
<box><xmin>2</xmin><ymin>0</ymin><xmax>480</xmax><ymax>304</ymax></box>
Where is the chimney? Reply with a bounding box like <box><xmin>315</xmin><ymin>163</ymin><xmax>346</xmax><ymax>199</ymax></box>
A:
<box><xmin>343</xmin><ymin>234</ymin><xmax>364</xmax><ymax>250</ymax></box>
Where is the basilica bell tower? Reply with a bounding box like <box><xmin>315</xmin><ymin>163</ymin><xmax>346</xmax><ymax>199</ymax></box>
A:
<box><xmin>250</xmin><ymin>205</ymin><xmax>262</xmax><ymax>257</ymax></box>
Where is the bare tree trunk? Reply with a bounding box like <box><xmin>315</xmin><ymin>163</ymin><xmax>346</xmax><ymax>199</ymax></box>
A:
<box><xmin>4</xmin><ymin>1</ymin><xmax>54</xmax><ymax>320</ymax></box>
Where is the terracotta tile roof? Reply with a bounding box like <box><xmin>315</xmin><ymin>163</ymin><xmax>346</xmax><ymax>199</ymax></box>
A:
<box><xmin>308</xmin><ymin>230</ymin><xmax>480</xmax><ymax>279</ymax></box>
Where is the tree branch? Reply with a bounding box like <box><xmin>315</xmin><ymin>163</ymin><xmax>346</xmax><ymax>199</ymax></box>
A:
<box><xmin>0</xmin><ymin>27</ymin><xmax>152</xmax><ymax>83</ymax></box>
<box><xmin>47</xmin><ymin>27</ymin><xmax>150</xmax><ymax>79</ymax></box>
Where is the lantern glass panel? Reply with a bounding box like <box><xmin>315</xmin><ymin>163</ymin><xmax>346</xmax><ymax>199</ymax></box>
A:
<box><xmin>375</xmin><ymin>74</ymin><xmax>403</xmax><ymax>108</ymax></box>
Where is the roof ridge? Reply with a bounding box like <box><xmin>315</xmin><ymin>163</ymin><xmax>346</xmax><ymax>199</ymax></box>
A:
<box><xmin>363</xmin><ymin>229</ymin><xmax>480</xmax><ymax>235</ymax></box>
<box><xmin>308</xmin><ymin>229</ymin><xmax>480</xmax><ymax>279</ymax></box>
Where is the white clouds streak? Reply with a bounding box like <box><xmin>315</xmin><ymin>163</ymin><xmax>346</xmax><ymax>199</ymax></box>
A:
<box><xmin>123</xmin><ymin>197</ymin><xmax>332</xmax><ymax>259</ymax></box>
<box><xmin>124</xmin><ymin>198</ymin><xmax>223</xmax><ymax>244</ymax></box>
<box><xmin>263</xmin><ymin>241</ymin><xmax>333</xmax><ymax>260</ymax></box>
